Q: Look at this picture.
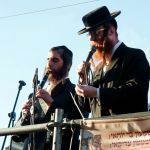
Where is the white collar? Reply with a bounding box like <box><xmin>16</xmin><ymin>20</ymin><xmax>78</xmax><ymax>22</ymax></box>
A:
<box><xmin>111</xmin><ymin>40</ymin><xmax>122</xmax><ymax>57</ymax></box>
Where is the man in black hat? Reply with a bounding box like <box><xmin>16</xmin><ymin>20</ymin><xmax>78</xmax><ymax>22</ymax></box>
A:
<box><xmin>75</xmin><ymin>6</ymin><xmax>150</xmax><ymax>117</ymax></box>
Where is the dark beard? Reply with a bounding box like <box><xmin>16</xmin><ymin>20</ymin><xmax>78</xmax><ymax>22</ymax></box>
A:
<box><xmin>97</xmin><ymin>38</ymin><xmax>114</xmax><ymax>54</ymax></box>
<box><xmin>103</xmin><ymin>38</ymin><xmax>114</xmax><ymax>53</ymax></box>
<box><xmin>48</xmin><ymin>64</ymin><xmax>68</xmax><ymax>81</ymax></box>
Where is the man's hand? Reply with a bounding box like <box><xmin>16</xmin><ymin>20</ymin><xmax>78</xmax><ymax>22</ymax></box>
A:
<box><xmin>36</xmin><ymin>89</ymin><xmax>53</xmax><ymax>106</ymax></box>
<box><xmin>21</xmin><ymin>100</ymin><xmax>32</xmax><ymax>119</ymax></box>
<box><xmin>77</xmin><ymin>61</ymin><xmax>90</xmax><ymax>84</ymax></box>
<box><xmin>75</xmin><ymin>84</ymin><xmax>97</xmax><ymax>98</ymax></box>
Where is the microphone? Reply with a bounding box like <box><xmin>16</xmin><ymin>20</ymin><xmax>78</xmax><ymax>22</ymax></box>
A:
<box><xmin>32</xmin><ymin>68</ymin><xmax>39</xmax><ymax>88</ymax></box>
<box><xmin>78</xmin><ymin>46</ymin><xmax>96</xmax><ymax>84</ymax></box>
<box><xmin>19</xmin><ymin>80</ymin><xmax>26</xmax><ymax>86</ymax></box>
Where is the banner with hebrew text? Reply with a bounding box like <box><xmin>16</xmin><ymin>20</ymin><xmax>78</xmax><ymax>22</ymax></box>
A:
<box><xmin>80</xmin><ymin>112</ymin><xmax>150</xmax><ymax>150</ymax></box>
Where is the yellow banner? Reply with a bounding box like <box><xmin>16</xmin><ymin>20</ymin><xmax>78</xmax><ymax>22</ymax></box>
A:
<box><xmin>80</xmin><ymin>112</ymin><xmax>150</xmax><ymax>150</ymax></box>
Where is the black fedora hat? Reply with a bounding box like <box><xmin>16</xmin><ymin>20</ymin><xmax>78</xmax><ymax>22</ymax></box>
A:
<box><xmin>78</xmin><ymin>6</ymin><xmax>121</xmax><ymax>35</ymax></box>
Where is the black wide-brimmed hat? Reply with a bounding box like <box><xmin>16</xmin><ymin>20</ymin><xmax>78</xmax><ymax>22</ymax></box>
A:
<box><xmin>78</xmin><ymin>6</ymin><xmax>121</xmax><ymax>35</ymax></box>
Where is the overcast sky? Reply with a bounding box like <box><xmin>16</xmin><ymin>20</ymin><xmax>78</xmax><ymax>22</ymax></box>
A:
<box><xmin>0</xmin><ymin>0</ymin><xmax>150</xmax><ymax>147</ymax></box>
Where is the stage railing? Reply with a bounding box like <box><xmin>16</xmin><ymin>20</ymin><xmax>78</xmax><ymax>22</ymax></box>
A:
<box><xmin>1</xmin><ymin>111</ymin><xmax>150</xmax><ymax>150</ymax></box>
<box><xmin>0</xmin><ymin>108</ymin><xmax>82</xmax><ymax>150</ymax></box>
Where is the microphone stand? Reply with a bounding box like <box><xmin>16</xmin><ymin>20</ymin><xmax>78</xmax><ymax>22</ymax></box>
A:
<box><xmin>29</xmin><ymin>68</ymin><xmax>38</xmax><ymax>150</ymax></box>
<box><xmin>1</xmin><ymin>80</ymin><xmax>26</xmax><ymax>150</ymax></box>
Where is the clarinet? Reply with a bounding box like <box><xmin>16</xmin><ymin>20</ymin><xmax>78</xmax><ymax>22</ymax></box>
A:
<box><xmin>28</xmin><ymin>70</ymin><xmax>51</xmax><ymax>99</ymax></box>
<box><xmin>38</xmin><ymin>70</ymin><xmax>51</xmax><ymax>89</ymax></box>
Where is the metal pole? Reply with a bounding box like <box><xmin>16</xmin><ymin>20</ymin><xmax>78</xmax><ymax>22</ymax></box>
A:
<box><xmin>1</xmin><ymin>80</ymin><xmax>26</xmax><ymax>150</ymax></box>
<box><xmin>0</xmin><ymin>119</ymin><xmax>81</xmax><ymax>136</ymax></box>
<box><xmin>52</xmin><ymin>109</ymin><xmax>64</xmax><ymax>150</ymax></box>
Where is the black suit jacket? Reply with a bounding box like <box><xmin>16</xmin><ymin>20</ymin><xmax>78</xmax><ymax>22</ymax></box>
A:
<box><xmin>88</xmin><ymin>43</ymin><xmax>150</xmax><ymax>117</ymax></box>
<box><xmin>13</xmin><ymin>79</ymin><xmax>83</xmax><ymax>150</ymax></box>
